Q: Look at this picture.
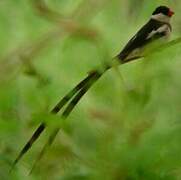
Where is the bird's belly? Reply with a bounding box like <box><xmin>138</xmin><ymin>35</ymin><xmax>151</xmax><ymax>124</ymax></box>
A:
<box><xmin>125</xmin><ymin>48</ymin><xmax>144</xmax><ymax>60</ymax></box>
<box><xmin>125</xmin><ymin>36</ymin><xmax>169</xmax><ymax>60</ymax></box>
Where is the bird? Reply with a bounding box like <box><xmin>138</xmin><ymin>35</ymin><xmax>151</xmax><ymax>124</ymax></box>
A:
<box><xmin>12</xmin><ymin>5</ymin><xmax>174</xmax><ymax>171</ymax></box>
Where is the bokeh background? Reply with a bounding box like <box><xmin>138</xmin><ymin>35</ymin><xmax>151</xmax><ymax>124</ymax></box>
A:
<box><xmin>0</xmin><ymin>0</ymin><xmax>181</xmax><ymax>179</ymax></box>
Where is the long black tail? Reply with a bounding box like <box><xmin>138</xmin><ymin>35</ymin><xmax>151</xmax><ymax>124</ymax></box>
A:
<box><xmin>12</xmin><ymin>55</ymin><xmax>141</xmax><ymax>172</ymax></box>
<box><xmin>11</xmin><ymin>71</ymin><xmax>98</xmax><ymax>169</ymax></box>
<box><xmin>29</xmin><ymin>70</ymin><xmax>102</xmax><ymax>173</ymax></box>
<box><xmin>28</xmin><ymin>56</ymin><xmax>143</xmax><ymax>172</ymax></box>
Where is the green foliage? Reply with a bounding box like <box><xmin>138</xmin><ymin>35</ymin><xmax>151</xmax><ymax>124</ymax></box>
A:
<box><xmin>0</xmin><ymin>0</ymin><xmax>181</xmax><ymax>179</ymax></box>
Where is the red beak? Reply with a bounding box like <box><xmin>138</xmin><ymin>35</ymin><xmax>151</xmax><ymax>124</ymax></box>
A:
<box><xmin>168</xmin><ymin>9</ymin><xmax>174</xmax><ymax>17</ymax></box>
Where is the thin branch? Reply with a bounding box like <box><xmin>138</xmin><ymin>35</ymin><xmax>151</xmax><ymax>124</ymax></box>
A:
<box><xmin>30</xmin><ymin>0</ymin><xmax>64</xmax><ymax>22</ymax></box>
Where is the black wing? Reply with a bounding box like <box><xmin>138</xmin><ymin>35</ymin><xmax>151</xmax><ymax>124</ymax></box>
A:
<box><xmin>118</xmin><ymin>19</ymin><xmax>167</xmax><ymax>60</ymax></box>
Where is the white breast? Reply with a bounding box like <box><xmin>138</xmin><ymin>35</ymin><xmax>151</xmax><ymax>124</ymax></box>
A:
<box><xmin>147</xmin><ymin>24</ymin><xmax>171</xmax><ymax>40</ymax></box>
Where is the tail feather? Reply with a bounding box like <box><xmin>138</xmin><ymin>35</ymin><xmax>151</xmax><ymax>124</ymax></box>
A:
<box><xmin>29</xmin><ymin>71</ymin><xmax>102</xmax><ymax>173</ymax></box>
<box><xmin>28</xmin><ymin>56</ymin><xmax>142</xmax><ymax>172</ymax></box>
<box><xmin>11</xmin><ymin>123</ymin><xmax>45</xmax><ymax>170</ymax></box>
<box><xmin>12</xmin><ymin>72</ymin><xmax>96</xmax><ymax>169</ymax></box>
<box><xmin>13</xmin><ymin>55</ymin><xmax>142</xmax><ymax>172</ymax></box>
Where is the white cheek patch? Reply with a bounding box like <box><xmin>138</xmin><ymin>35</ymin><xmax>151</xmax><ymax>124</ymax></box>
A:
<box><xmin>146</xmin><ymin>24</ymin><xmax>170</xmax><ymax>39</ymax></box>
<box><xmin>151</xmin><ymin>13</ymin><xmax>170</xmax><ymax>23</ymax></box>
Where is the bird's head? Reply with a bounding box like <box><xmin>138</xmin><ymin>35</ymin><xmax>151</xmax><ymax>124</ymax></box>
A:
<box><xmin>151</xmin><ymin>6</ymin><xmax>174</xmax><ymax>22</ymax></box>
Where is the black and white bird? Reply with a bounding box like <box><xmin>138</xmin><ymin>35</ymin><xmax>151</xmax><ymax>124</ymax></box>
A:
<box><xmin>12</xmin><ymin>6</ymin><xmax>174</xmax><ymax>172</ymax></box>
<box><xmin>118</xmin><ymin>5</ymin><xmax>174</xmax><ymax>61</ymax></box>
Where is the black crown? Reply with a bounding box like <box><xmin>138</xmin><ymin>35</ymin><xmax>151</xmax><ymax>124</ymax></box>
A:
<box><xmin>152</xmin><ymin>6</ymin><xmax>169</xmax><ymax>16</ymax></box>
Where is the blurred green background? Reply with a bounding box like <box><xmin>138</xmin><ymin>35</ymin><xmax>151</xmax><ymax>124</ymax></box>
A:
<box><xmin>0</xmin><ymin>0</ymin><xmax>181</xmax><ymax>179</ymax></box>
